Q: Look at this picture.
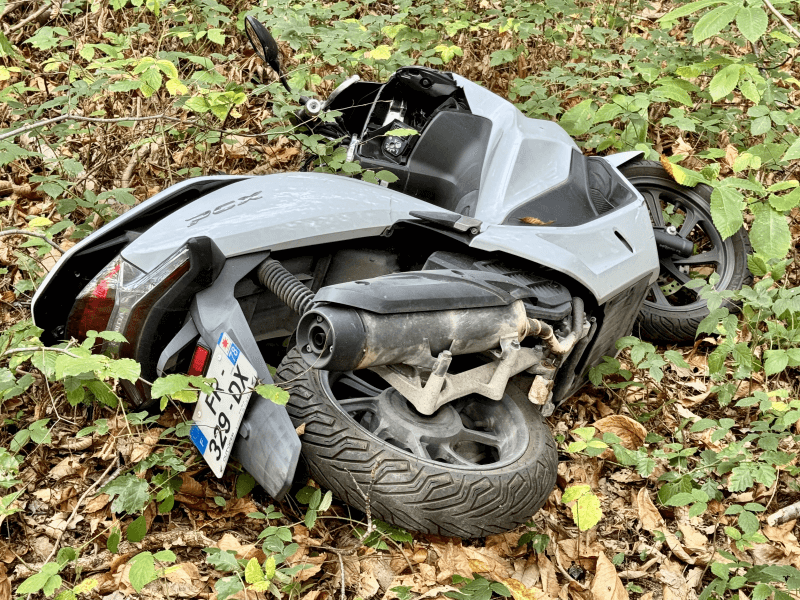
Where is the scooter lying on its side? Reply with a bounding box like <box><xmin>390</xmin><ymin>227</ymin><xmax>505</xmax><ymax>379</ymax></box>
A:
<box><xmin>31</xmin><ymin>16</ymin><xmax>750</xmax><ymax>537</ymax></box>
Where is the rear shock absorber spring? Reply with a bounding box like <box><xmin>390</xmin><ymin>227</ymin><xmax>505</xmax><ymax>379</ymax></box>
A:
<box><xmin>257</xmin><ymin>258</ymin><xmax>315</xmax><ymax>315</ymax></box>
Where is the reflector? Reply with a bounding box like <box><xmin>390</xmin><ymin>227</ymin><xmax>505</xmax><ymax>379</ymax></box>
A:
<box><xmin>188</xmin><ymin>344</ymin><xmax>210</xmax><ymax>376</ymax></box>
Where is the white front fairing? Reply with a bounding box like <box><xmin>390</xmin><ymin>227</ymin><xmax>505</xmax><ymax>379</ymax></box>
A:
<box><xmin>453</xmin><ymin>75</ymin><xmax>580</xmax><ymax>225</ymax></box>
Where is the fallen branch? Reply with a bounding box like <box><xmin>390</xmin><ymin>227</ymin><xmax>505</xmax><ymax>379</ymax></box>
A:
<box><xmin>0</xmin><ymin>114</ymin><xmax>182</xmax><ymax>143</ymax></box>
<box><xmin>0</xmin><ymin>230</ymin><xmax>64</xmax><ymax>254</ymax></box>
<box><xmin>8</xmin><ymin>1</ymin><xmax>52</xmax><ymax>32</ymax></box>
<box><xmin>317</xmin><ymin>467</ymin><xmax>379</xmax><ymax>600</ymax></box>
<box><xmin>0</xmin><ymin>346</ymin><xmax>79</xmax><ymax>359</ymax></box>
<box><xmin>120</xmin><ymin>143</ymin><xmax>156</xmax><ymax>189</ymax></box>
<box><xmin>763</xmin><ymin>0</ymin><xmax>800</xmax><ymax>41</ymax></box>
<box><xmin>13</xmin><ymin>529</ymin><xmax>217</xmax><ymax>579</ymax></box>
<box><xmin>767</xmin><ymin>499</ymin><xmax>800</xmax><ymax>527</ymax></box>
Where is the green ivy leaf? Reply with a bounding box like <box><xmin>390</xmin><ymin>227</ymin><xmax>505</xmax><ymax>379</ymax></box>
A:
<box><xmin>369</xmin><ymin>45</ymin><xmax>393</xmax><ymax>60</ymax></box>
<box><xmin>693</xmin><ymin>4</ymin><xmax>740</xmax><ymax>42</ymax></box>
<box><xmin>562</xmin><ymin>484</ymin><xmax>591</xmax><ymax>503</ymax></box>
<box><xmin>376</xmin><ymin>169</ymin><xmax>399</xmax><ymax>183</ymax></box>
<box><xmin>254</xmin><ymin>384</ymin><xmax>289</xmax><ymax>405</ymax></box>
<box><xmin>128</xmin><ymin>552</ymin><xmax>157</xmax><ymax>593</ymax></box>
<box><xmin>107</xmin><ymin>528</ymin><xmax>121</xmax><ymax>553</ymax></box>
<box><xmin>769</xmin><ymin>188</ymin><xmax>800</xmax><ymax>212</ymax></box>
<box><xmin>215</xmin><ymin>576</ymin><xmax>244</xmax><ymax>600</ymax></box>
<box><xmin>659</xmin><ymin>0</ymin><xmax>727</xmax><ymax>25</ymax></box>
<box><xmin>236</xmin><ymin>473</ymin><xmax>256</xmax><ymax>499</ymax></box>
<box><xmin>559</xmin><ymin>99</ymin><xmax>595</xmax><ymax>136</ymax></box>
<box><xmin>736</xmin><ymin>7</ymin><xmax>768</xmax><ymax>43</ymax></box>
<box><xmin>750</xmin><ymin>203</ymin><xmax>791</xmax><ymax>260</ymax></box>
<box><xmin>263</xmin><ymin>555</ymin><xmax>276</xmax><ymax>581</ymax></box>
<box><xmin>103</xmin><ymin>474</ymin><xmax>151</xmax><ymax>515</ymax></box>
<box><xmin>244</xmin><ymin>557</ymin><xmax>264</xmax><ymax>584</ymax></box>
<box><xmin>710</xmin><ymin>187</ymin><xmax>745</xmax><ymax>239</ymax></box>
<box><xmin>709</xmin><ymin>64</ymin><xmax>741</xmax><ymax>101</ymax></box>
<box><xmin>153</xmin><ymin>550</ymin><xmax>176</xmax><ymax>562</ymax></box>
<box><xmin>764</xmin><ymin>349</ymin><xmax>789</xmax><ymax>376</ymax></box>
<box><xmin>207</xmin><ymin>29</ymin><xmax>226</xmax><ymax>45</ymax></box>
<box><xmin>385</xmin><ymin>128</ymin><xmax>418</xmax><ymax>137</ymax></box>
<box><xmin>574</xmin><ymin>493</ymin><xmax>602</xmax><ymax>531</ymax></box>
<box><xmin>127</xmin><ymin>514</ymin><xmax>147</xmax><ymax>542</ymax></box>
<box><xmin>784</xmin><ymin>137</ymin><xmax>800</xmax><ymax>162</ymax></box>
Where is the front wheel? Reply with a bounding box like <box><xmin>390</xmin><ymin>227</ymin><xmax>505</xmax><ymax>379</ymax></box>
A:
<box><xmin>276</xmin><ymin>348</ymin><xmax>558</xmax><ymax>538</ymax></box>
<box><xmin>619</xmin><ymin>160</ymin><xmax>752</xmax><ymax>344</ymax></box>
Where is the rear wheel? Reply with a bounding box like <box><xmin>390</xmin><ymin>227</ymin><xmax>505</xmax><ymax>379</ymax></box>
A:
<box><xmin>276</xmin><ymin>348</ymin><xmax>558</xmax><ymax>538</ymax></box>
<box><xmin>619</xmin><ymin>160</ymin><xmax>751</xmax><ymax>344</ymax></box>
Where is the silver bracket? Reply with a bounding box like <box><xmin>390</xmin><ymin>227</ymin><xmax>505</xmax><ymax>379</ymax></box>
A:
<box><xmin>371</xmin><ymin>336</ymin><xmax>556</xmax><ymax>415</ymax></box>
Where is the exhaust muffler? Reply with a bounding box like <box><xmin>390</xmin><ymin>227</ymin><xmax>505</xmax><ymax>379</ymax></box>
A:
<box><xmin>297</xmin><ymin>300</ymin><xmax>529</xmax><ymax>371</ymax></box>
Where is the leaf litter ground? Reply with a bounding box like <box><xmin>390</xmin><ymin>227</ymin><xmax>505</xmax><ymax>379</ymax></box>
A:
<box><xmin>2</xmin><ymin>1</ymin><xmax>800</xmax><ymax>600</ymax></box>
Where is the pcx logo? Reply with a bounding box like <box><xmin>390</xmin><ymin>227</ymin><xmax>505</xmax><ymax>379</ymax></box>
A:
<box><xmin>186</xmin><ymin>191</ymin><xmax>263</xmax><ymax>227</ymax></box>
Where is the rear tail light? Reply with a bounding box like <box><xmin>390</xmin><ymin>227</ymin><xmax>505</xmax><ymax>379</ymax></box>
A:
<box><xmin>188</xmin><ymin>344</ymin><xmax>210</xmax><ymax>376</ymax></box>
<box><xmin>66</xmin><ymin>259</ymin><xmax>122</xmax><ymax>340</ymax></box>
<box><xmin>67</xmin><ymin>247</ymin><xmax>191</xmax><ymax>351</ymax></box>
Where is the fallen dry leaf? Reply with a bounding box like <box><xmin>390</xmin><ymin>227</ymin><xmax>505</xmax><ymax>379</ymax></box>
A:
<box><xmin>463</xmin><ymin>546</ymin><xmax>513</xmax><ymax>581</ymax></box>
<box><xmin>593</xmin><ymin>415</ymin><xmax>647</xmax><ymax>450</ymax></box>
<box><xmin>217</xmin><ymin>532</ymin><xmax>264</xmax><ymax>561</ymax></box>
<box><xmin>49</xmin><ymin>456</ymin><xmax>81</xmax><ymax>480</ymax></box>
<box><xmin>636</xmin><ymin>488</ymin><xmax>664</xmax><ymax>532</ymax></box>
<box><xmin>432</xmin><ymin>541</ymin><xmax>472</xmax><ymax>584</ymax></box>
<box><xmin>502</xmin><ymin>577</ymin><xmax>551</xmax><ymax>600</ymax></box>
<box><xmin>591</xmin><ymin>552</ymin><xmax>628</xmax><ymax>600</ymax></box>
<box><xmin>0</xmin><ymin>563</ymin><xmax>9</xmax><ymax>600</ymax></box>
<box><xmin>84</xmin><ymin>493</ymin><xmax>110</xmax><ymax>513</ymax></box>
<box><xmin>537</xmin><ymin>553</ymin><xmax>560</xmax><ymax>597</ymax></box>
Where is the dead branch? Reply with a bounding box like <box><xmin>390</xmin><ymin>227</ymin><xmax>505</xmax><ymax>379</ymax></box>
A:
<box><xmin>0</xmin><ymin>114</ymin><xmax>182</xmax><ymax>143</ymax></box>
<box><xmin>0</xmin><ymin>181</ymin><xmax>39</xmax><ymax>199</ymax></box>
<box><xmin>767</xmin><ymin>499</ymin><xmax>800</xmax><ymax>527</ymax></box>
<box><xmin>13</xmin><ymin>530</ymin><xmax>217</xmax><ymax>579</ymax></box>
<box><xmin>120</xmin><ymin>143</ymin><xmax>156</xmax><ymax>189</ymax></box>
<box><xmin>8</xmin><ymin>1</ymin><xmax>52</xmax><ymax>32</ymax></box>
<box><xmin>763</xmin><ymin>0</ymin><xmax>800</xmax><ymax>41</ymax></box>
<box><xmin>0</xmin><ymin>229</ymin><xmax>64</xmax><ymax>254</ymax></box>
<box><xmin>0</xmin><ymin>346</ymin><xmax>79</xmax><ymax>359</ymax></box>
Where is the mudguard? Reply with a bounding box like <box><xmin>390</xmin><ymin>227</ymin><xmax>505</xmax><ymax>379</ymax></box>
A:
<box><xmin>187</xmin><ymin>252</ymin><xmax>301</xmax><ymax>500</ymax></box>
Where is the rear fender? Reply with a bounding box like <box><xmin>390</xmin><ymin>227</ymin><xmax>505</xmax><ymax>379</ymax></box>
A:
<box><xmin>188</xmin><ymin>252</ymin><xmax>300</xmax><ymax>499</ymax></box>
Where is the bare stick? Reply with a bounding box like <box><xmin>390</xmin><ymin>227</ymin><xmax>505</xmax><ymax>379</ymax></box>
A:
<box><xmin>0</xmin><ymin>114</ymin><xmax>182</xmax><ymax>143</ymax></box>
<box><xmin>0</xmin><ymin>346</ymin><xmax>79</xmax><ymax>359</ymax></box>
<box><xmin>1</xmin><ymin>1</ymin><xmax>30</xmax><ymax>19</ymax></box>
<box><xmin>767</xmin><ymin>499</ymin><xmax>800</xmax><ymax>527</ymax></box>
<box><xmin>763</xmin><ymin>0</ymin><xmax>800</xmax><ymax>41</ymax></box>
<box><xmin>120</xmin><ymin>143</ymin><xmax>155</xmax><ymax>189</ymax></box>
<box><xmin>0</xmin><ymin>230</ymin><xmax>64</xmax><ymax>253</ymax></box>
<box><xmin>41</xmin><ymin>458</ymin><xmax>122</xmax><ymax>566</ymax></box>
<box><xmin>336</xmin><ymin>552</ymin><xmax>346</xmax><ymax>600</ymax></box>
<box><xmin>8</xmin><ymin>1</ymin><xmax>52</xmax><ymax>32</ymax></box>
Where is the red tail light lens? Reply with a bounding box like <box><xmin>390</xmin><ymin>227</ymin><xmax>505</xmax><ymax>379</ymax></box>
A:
<box><xmin>66</xmin><ymin>259</ymin><xmax>122</xmax><ymax>340</ymax></box>
<box><xmin>188</xmin><ymin>344</ymin><xmax>210</xmax><ymax>376</ymax></box>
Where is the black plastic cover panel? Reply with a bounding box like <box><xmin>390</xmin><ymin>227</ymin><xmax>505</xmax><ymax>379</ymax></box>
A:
<box><xmin>423</xmin><ymin>251</ymin><xmax>572</xmax><ymax>321</ymax></box>
<box><xmin>312</xmin><ymin>269</ymin><xmax>537</xmax><ymax>314</ymax></box>
<box><xmin>504</xmin><ymin>150</ymin><xmax>637</xmax><ymax>227</ymax></box>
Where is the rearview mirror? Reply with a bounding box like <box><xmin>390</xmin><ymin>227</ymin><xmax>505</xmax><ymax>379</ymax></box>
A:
<box><xmin>245</xmin><ymin>16</ymin><xmax>291</xmax><ymax>93</ymax></box>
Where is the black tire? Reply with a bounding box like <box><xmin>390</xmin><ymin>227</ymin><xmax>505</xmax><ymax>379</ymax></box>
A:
<box><xmin>618</xmin><ymin>160</ymin><xmax>752</xmax><ymax>344</ymax></box>
<box><xmin>276</xmin><ymin>348</ymin><xmax>558</xmax><ymax>538</ymax></box>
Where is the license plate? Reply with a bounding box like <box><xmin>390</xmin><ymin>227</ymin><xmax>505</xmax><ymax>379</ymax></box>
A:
<box><xmin>190</xmin><ymin>332</ymin><xmax>259</xmax><ymax>477</ymax></box>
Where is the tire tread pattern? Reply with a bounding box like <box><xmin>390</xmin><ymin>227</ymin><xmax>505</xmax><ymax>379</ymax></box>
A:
<box><xmin>277</xmin><ymin>349</ymin><xmax>558</xmax><ymax>538</ymax></box>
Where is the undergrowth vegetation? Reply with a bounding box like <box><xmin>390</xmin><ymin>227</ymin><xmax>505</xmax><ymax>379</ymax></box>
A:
<box><xmin>1</xmin><ymin>0</ymin><xmax>800</xmax><ymax>598</ymax></box>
